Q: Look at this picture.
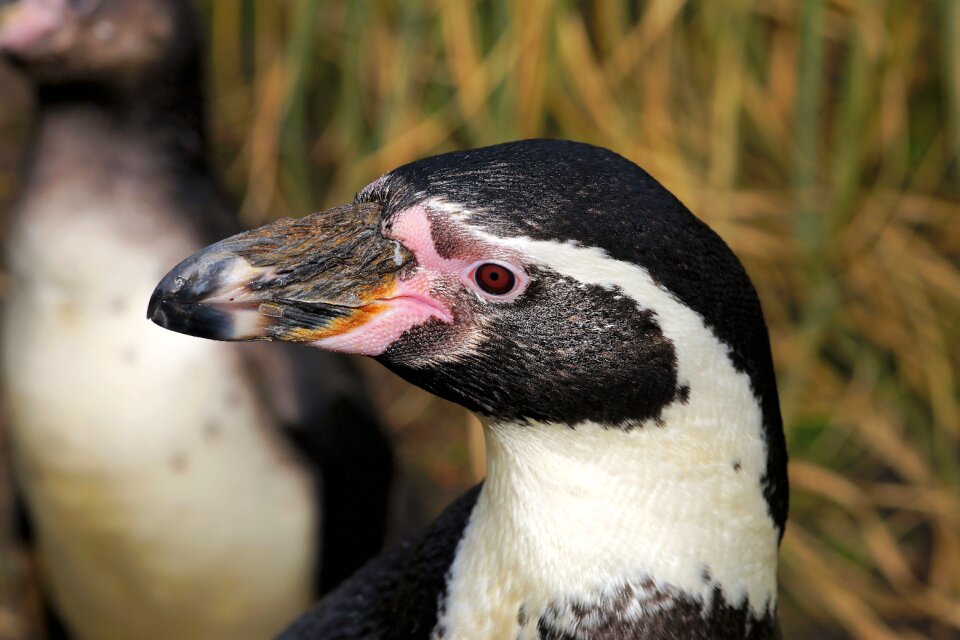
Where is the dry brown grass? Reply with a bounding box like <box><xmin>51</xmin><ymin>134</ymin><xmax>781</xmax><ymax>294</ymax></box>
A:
<box><xmin>1</xmin><ymin>1</ymin><xmax>958</xmax><ymax>638</ymax></box>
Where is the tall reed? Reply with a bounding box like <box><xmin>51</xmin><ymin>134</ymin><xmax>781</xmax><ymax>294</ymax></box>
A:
<box><xmin>0</xmin><ymin>1</ymin><xmax>956</xmax><ymax>637</ymax></box>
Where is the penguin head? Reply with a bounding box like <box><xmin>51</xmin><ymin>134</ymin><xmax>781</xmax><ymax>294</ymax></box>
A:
<box><xmin>0</xmin><ymin>0</ymin><xmax>199</xmax><ymax>88</ymax></box>
<box><xmin>149</xmin><ymin>139</ymin><xmax>788</xmax><ymax>532</ymax></box>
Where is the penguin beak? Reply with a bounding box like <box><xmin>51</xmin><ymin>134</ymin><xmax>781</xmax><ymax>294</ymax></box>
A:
<box><xmin>147</xmin><ymin>203</ymin><xmax>418</xmax><ymax>346</ymax></box>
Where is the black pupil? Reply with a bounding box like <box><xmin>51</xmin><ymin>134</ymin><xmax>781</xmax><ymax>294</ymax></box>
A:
<box><xmin>476</xmin><ymin>264</ymin><xmax>515</xmax><ymax>295</ymax></box>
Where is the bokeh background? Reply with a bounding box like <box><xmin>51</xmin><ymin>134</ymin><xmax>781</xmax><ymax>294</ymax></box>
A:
<box><xmin>1</xmin><ymin>1</ymin><xmax>958</xmax><ymax>638</ymax></box>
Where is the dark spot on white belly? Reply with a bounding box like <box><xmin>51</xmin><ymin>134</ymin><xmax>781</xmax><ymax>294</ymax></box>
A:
<box><xmin>56</xmin><ymin>302</ymin><xmax>80</xmax><ymax>327</ymax></box>
<box><xmin>733</xmin><ymin>461</ymin><xmax>742</xmax><ymax>472</ymax></box>
<box><xmin>120</xmin><ymin>347</ymin><xmax>138</xmax><ymax>364</ymax></box>
<box><xmin>168</xmin><ymin>451</ymin><xmax>190</xmax><ymax>473</ymax></box>
<box><xmin>535</xmin><ymin>578</ymin><xmax>778</xmax><ymax>639</ymax></box>
<box><xmin>203</xmin><ymin>421</ymin><xmax>222</xmax><ymax>442</ymax></box>
<box><xmin>108</xmin><ymin>297</ymin><xmax>127</xmax><ymax>313</ymax></box>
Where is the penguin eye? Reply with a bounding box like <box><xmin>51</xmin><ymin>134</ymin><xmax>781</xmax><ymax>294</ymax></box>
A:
<box><xmin>473</xmin><ymin>263</ymin><xmax>517</xmax><ymax>296</ymax></box>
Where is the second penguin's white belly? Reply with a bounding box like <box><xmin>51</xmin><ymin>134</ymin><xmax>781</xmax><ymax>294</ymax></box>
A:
<box><xmin>3</xmin><ymin>204</ymin><xmax>317</xmax><ymax>640</ymax></box>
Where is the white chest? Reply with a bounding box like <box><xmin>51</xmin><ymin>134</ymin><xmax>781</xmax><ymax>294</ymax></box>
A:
<box><xmin>434</xmin><ymin>421</ymin><xmax>779</xmax><ymax>640</ymax></box>
<box><xmin>3</xmin><ymin>195</ymin><xmax>316</xmax><ymax>640</ymax></box>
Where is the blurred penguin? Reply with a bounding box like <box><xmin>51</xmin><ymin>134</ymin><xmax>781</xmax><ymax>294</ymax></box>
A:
<box><xmin>0</xmin><ymin>0</ymin><xmax>394</xmax><ymax>638</ymax></box>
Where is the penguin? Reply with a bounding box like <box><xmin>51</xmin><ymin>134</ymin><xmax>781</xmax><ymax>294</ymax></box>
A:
<box><xmin>149</xmin><ymin>139</ymin><xmax>789</xmax><ymax>639</ymax></box>
<box><xmin>0</xmin><ymin>0</ymin><xmax>393</xmax><ymax>638</ymax></box>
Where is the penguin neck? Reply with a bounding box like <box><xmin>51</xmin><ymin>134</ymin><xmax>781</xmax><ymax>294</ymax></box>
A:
<box><xmin>437</xmin><ymin>405</ymin><xmax>780</xmax><ymax>638</ymax></box>
<box><xmin>25</xmin><ymin>70</ymin><xmax>209</xmax><ymax>198</ymax></box>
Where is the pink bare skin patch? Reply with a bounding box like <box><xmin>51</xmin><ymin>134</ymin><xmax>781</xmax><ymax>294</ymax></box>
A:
<box><xmin>313</xmin><ymin>275</ymin><xmax>451</xmax><ymax>356</ymax></box>
<box><xmin>388</xmin><ymin>205</ymin><xmax>478</xmax><ymax>272</ymax></box>
<box><xmin>387</xmin><ymin>203</ymin><xmax>529</xmax><ymax>300</ymax></box>
<box><xmin>312</xmin><ymin>203</ymin><xmax>527</xmax><ymax>356</ymax></box>
<box><xmin>312</xmin><ymin>206</ymin><xmax>460</xmax><ymax>356</ymax></box>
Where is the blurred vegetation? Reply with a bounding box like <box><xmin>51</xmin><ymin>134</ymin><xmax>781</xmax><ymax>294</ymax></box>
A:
<box><xmin>1</xmin><ymin>0</ymin><xmax>958</xmax><ymax>638</ymax></box>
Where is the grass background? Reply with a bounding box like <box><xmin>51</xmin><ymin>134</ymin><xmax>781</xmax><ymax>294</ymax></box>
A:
<box><xmin>1</xmin><ymin>0</ymin><xmax>958</xmax><ymax>638</ymax></box>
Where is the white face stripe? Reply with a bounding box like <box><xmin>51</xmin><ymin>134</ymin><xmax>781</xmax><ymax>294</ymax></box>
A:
<box><xmin>430</xmin><ymin>202</ymin><xmax>779</xmax><ymax>638</ymax></box>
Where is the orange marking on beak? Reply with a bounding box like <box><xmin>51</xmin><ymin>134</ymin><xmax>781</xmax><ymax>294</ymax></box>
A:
<box><xmin>275</xmin><ymin>279</ymin><xmax>398</xmax><ymax>343</ymax></box>
<box><xmin>282</xmin><ymin>302</ymin><xmax>389</xmax><ymax>343</ymax></box>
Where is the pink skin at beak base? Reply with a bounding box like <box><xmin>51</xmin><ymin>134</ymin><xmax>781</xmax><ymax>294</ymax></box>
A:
<box><xmin>310</xmin><ymin>203</ymin><xmax>516</xmax><ymax>356</ymax></box>
<box><xmin>312</xmin><ymin>273</ymin><xmax>452</xmax><ymax>356</ymax></box>
<box><xmin>311</xmin><ymin>205</ymin><xmax>467</xmax><ymax>357</ymax></box>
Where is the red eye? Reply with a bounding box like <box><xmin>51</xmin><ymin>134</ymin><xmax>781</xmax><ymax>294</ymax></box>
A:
<box><xmin>474</xmin><ymin>263</ymin><xmax>517</xmax><ymax>296</ymax></box>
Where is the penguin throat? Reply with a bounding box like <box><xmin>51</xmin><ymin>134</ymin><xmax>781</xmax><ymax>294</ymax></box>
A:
<box><xmin>27</xmin><ymin>90</ymin><xmax>207</xmax><ymax>194</ymax></box>
<box><xmin>433</xmin><ymin>415</ymin><xmax>780</xmax><ymax>639</ymax></box>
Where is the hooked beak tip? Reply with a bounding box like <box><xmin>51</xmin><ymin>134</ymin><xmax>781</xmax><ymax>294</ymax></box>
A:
<box><xmin>147</xmin><ymin>284</ymin><xmax>238</xmax><ymax>342</ymax></box>
<box><xmin>146</xmin><ymin>251</ymin><xmax>248</xmax><ymax>341</ymax></box>
<box><xmin>146</xmin><ymin>286</ymin><xmax>163</xmax><ymax>321</ymax></box>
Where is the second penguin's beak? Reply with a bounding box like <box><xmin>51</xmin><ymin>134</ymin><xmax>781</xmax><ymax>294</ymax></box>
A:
<box><xmin>147</xmin><ymin>203</ymin><xmax>419</xmax><ymax>348</ymax></box>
